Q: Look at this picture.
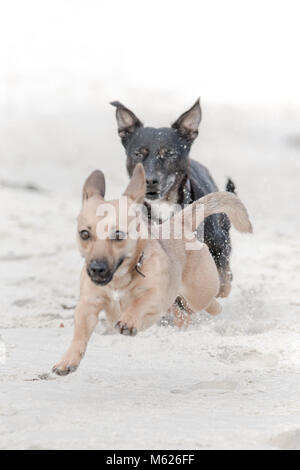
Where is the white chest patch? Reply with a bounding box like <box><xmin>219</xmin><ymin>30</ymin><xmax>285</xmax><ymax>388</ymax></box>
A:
<box><xmin>146</xmin><ymin>199</ymin><xmax>180</xmax><ymax>223</ymax></box>
<box><xmin>111</xmin><ymin>289</ymin><xmax>125</xmax><ymax>303</ymax></box>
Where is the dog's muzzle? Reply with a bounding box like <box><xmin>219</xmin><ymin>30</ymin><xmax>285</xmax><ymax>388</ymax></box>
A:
<box><xmin>146</xmin><ymin>178</ymin><xmax>161</xmax><ymax>200</ymax></box>
<box><xmin>145</xmin><ymin>190</ymin><xmax>160</xmax><ymax>200</ymax></box>
<box><xmin>87</xmin><ymin>260</ymin><xmax>113</xmax><ymax>285</ymax></box>
<box><xmin>87</xmin><ymin>258</ymin><xmax>124</xmax><ymax>286</ymax></box>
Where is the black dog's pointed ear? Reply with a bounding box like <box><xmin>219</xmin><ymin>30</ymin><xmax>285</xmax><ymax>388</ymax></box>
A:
<box><xmin>82</xmin><ymin>170</ymin><xmax>106</xmax><ymax>202</ymax></box>
<box><xmin>171</xmin><ymin>98</ymin><xmax>202</xmax><ymax>142</ymax></box>
<box><xmin>110</xmin><ymin>101</ymin><xmax>143</xmax><ymax>139</ymax></box>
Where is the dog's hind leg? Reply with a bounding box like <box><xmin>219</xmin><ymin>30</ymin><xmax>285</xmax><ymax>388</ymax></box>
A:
<box><xmin>212</xmin><ymin>245</ymin><xmax>232</xmax><ymax>298</ymax></box>
<box><xmin>171</xmin><ymin>296</ymin><xmax>194</xmax><ymax>329</ymax></box>
<box><xmin>217</xmin><ymin>264</ymin><xmax>232</xmax><ymax>298</ymax></box>
<box><xmin>203</xmin><ymin>213</ymin><xmax>233</xmax><ymax>298</ymax></box>
<box><xmin>205</xmin><ymin>297</ymin><xmax>222</xmax><ymax>315</ymax></box>
<box><xmin>182</xmin><ymin>243</ymin><xmax>220</xmax><ymax>314</ymax></box>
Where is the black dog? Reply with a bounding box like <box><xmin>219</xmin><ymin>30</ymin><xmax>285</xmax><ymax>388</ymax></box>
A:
<box><xmin>111</xmin><ymin>99</ymin><xmax>235</xmax><ymax>297</ymax></box>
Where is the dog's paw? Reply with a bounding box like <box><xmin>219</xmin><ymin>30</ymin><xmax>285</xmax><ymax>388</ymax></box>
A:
<box><xmin>217</xmin><ymin>281</ymin><xmax>232</xmax><ymax>298</ymax></box>
<box><xmin>52</xmin><ymin>364</ymin><xmax>78</xmax><ymax>376</ymax></box>
<box><xmin>52</xmin><ymin>350</ymin><xmax>83</xmax><ymax>376</ymax></box>
<box><xmin>115</xmin><ymin>321</ymin><xmax>137</xmax><ymax>337</ymax></box>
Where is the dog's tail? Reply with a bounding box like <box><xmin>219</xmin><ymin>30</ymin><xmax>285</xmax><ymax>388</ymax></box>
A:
<box><xmin>171</xmin><ymin>192</ymin><xmax>253</xmax><ymax>235</ymax></box>
<box><xmin>226</xmin><ymin>178</ymin><xmax>236</xmax><ymax>194</ymax></box>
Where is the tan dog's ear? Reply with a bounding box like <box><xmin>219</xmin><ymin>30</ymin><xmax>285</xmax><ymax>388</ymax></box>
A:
<box><xmin>82</xmin><ymin>170</ymin><xmax>106</xmax><ymax>201</ymax></box>
<box><xmin>123</xmin><ymin>163</ymin><xmax>146</xmax><ymax>204</ymax></box>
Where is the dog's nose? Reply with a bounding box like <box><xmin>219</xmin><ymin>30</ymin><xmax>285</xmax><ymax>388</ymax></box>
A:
<box><xmin>146</xmin><ymin>178</ymin><xmax>159</xmax><ymax>187</ymax></box>
<box><xmin>89</xmin><ymin>260</ymin><xmax>109</xmax><ymax>277</ymax></box>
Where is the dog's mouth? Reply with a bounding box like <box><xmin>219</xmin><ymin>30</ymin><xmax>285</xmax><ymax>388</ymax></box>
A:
<box><xmin>146</xmin><ymin>176</ymin><xmax>176</xmax><ymax>201</ymax></box>
<box><xmin>145</xmin><ymin>190</ymin><xmax>160</xmax><ymax>200</ymax></box>
<box><xmin>90</xmin><ymin>274</ymin><xmax>113</xmax><ymax>286</ymax></box>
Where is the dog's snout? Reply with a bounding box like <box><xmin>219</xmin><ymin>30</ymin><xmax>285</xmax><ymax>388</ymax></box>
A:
<box><xmin>146</xmin><ymin>177</ymin><xmax>159</xmax><ymax>187</ymax></box>
<box><xmin>89</xmin><ymin>260</ymin><xmax>109</xmax><ymax>276</ymax></box>
<box><xmin>145</xmin><ymin>176</ymin><xmax>161</xmax><ymax>200</ymax></box>
<box><xmin>88</xmin><ymin>259</ymin><xmax>113</xmax><ymax>285</ymax></box>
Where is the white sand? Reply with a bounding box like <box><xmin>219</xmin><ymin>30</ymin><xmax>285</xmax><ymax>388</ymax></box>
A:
<box><xmin>0</xmin><ymin>103</ymin><xmax>300</xmax><ymax>449</ymax></box>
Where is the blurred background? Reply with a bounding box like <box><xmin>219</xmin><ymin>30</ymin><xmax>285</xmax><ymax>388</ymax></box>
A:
<box><xmin>0</xmin><ymin>0</ymin><xmax>299</xmax><ymax>209</ymax></box>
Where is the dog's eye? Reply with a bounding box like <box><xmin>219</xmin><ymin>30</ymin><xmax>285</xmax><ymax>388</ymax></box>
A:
<box><xmin>134</xmin><ymin>148</ymin><xmax>148</xmax><ymax>159</ymax></box>
<box><xmin>158</xmin><ymin>149</ymin><xmax>176</xmax><ymax>159</ymax></box>
<box><xmin>134</xmin><ymin>151</ymin><xmax>144</xmax><ymax>159</ymax></box>
<box><xmin>79</xmin><ymin>230</ymin><xmax>90</xmax><ymax>240</ymax></box>
<box><xmin>112</xmin><ymin>230</ymin><xmax>126</xmax><ymax>241</ymax></box>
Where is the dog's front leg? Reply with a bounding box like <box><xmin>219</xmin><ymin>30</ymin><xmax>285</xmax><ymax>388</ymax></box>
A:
<box><xmin>115</xmin><ymin>289</ymin><xmax>161</xmax><ymax>336</ymax></box>
<box><xmin>52</xmin><ymin>299</ymin><xmax>102</xmax><ymax>376</ymax></box>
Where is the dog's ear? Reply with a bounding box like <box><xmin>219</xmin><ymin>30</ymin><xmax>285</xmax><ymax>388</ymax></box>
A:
<box><xmin>123</xmin><ymin>163</ymin><xmax>146</xmax><ymax>204</ymax></box>
<box><xmin>82</xmin><ymin>170</ymin><xmax>106</xmax><ymax>201</ymax></box>
<box><xmin>171</xmin><ymin>98</ymin><xmax>202</xmax><ymax>142</ymax></box>
<box><xmin>110</xmin><ymin>101</ymin><xmax>143</xmax><ymax>141</ymax></box>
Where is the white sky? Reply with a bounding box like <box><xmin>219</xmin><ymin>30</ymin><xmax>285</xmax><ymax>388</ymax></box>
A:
<box><xmin>0</xmin><ymin>0</ymin><xmax>300</xmax><ymax>107</ymax></box>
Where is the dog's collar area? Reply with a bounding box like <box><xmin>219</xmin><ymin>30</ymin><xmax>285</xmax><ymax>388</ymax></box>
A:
<box><xmin>144</xmin><ymin>201</ymin><xmax>162</xmax><ymax>224</ymax></box>
<box><xmin>183</xmin><ymin>178</ymin><xmax>192</xmax><ymax>205</ymax></box>
<box><xmin>135</xmin><ymin>251</ymin><xmax>146</xmax><ymax>278</ymax></box>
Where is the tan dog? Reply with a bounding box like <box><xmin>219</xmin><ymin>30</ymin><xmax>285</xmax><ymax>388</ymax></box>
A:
<box><xmin>53</xmin><ymin>164</ymin><xmax>252</xmax><ymax>375</ymax></box>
